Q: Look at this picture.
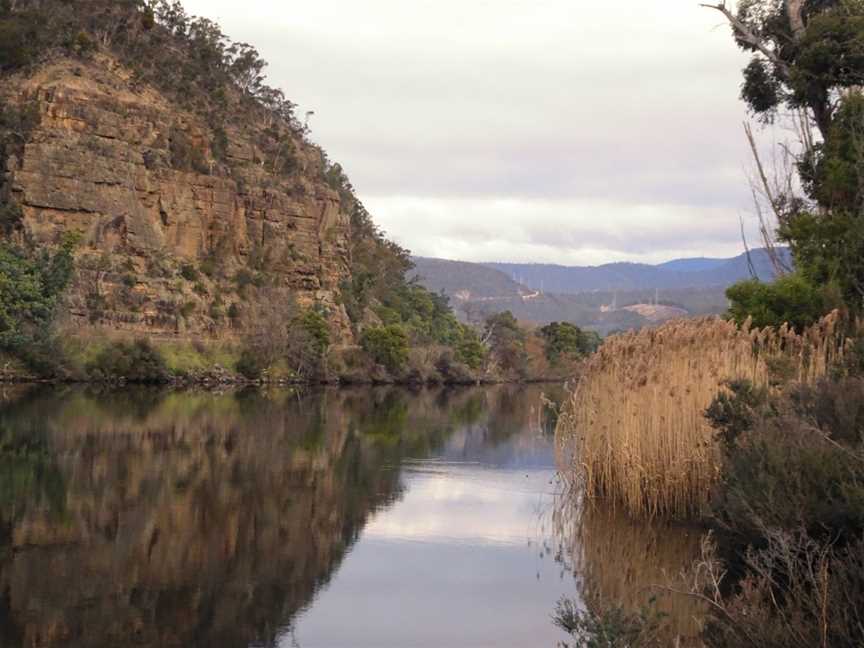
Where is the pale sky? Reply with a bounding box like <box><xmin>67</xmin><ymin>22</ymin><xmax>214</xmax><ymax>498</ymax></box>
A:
<box><xmin>183</xmin><ymin>0</ymin><xmax>780</xmax><ymax>265</ymax></box>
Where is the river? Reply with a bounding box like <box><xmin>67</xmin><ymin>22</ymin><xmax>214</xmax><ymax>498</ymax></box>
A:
<box><xmin>0</xmin><ymin>384</ymin><xmax>701</xmax><ymax>647</ymax></box>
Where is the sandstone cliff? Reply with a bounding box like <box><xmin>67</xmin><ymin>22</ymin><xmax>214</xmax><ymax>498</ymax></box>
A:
<box><xmin>0</xmin><ymin>54</ymin><xmax>354</xmax><ymax>341</ymax></box>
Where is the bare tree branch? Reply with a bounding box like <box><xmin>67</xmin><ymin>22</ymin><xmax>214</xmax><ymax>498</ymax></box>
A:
<box><xmin>787</xmin><ymin>0</ymin><xmax>807</xmax><ymax>39</ymax></box>
<box><xmin>743</xmin><ymin>122</ymin><xmax>793</xmax><ymax>276</ymax></box>
<box><xmin>700</xmin><ymin>3</ymin><xmax>791</xmax><ymax>80</ymax></box>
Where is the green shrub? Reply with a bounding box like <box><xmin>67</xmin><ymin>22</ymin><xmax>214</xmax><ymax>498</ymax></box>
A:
<box><xmin>179</xmin><ymin>301</ymin><xmax>196</xmax><ymax>318</ymax></box>
<box><xmin>87</xmin><ymin>339</ymin><xmax>169</xmax><ymax>383</ymax></box>
<box><xmin>360</xmin><ymin>325</ymin><xmax>409</xmax><ymax>372</ymax></box>
<box><xmin>553</xmin><ymin>597</ymin><xmax>668</xmax><ymax>648</ymax></box>
<box><xmin>435</xmin><ymin>349</ymin><xmax>476</xmax><ymax>383</ymax></box>
<box><xmin>484</xmin><ymin>311</ymin><xmax>528</xmax><ymax>376</ymax></box>
<box><xmin>705</xmin><ymin>380</ymin><xmax>769</xmax><ymax>451</ymax></box>
<box><xmin>199</xmin><ymin>258</ymin><xmax>217</xmax><ymax>278</ymax></box>
<box><xmin>455</xmin><ymin>334</ymin><xmax>485</xmax><ymax>370</ymax></box>
<box><xmin>179</xmin><ymin>263</ymin><xmax>199</xmax><ymax>281</ymax></box>
<box><xmin>0</xmin><ymin>201</ymin><xmax>23</xmax><ymax>236</ymax></box>
<box><xmin>0</xmin><ymin>238</ymin><xmax>76</xmax><ymax>376</ymax></box>
<box><xmin>298</xmin><ymin>309</ymin><xmax>330</xmax><ymax>358</ymax></box>
<box><xmin>539</xmin><ymin>321</ymin><xmax>599</xmax><ymax>363</ymax></box>
<box><xmin>726</xmin><ymin>274</ymin><xmax>828</xmax><ymax>332</ymax></box>
<box><xmin>710</xmin><ymin>376</ymin><xmax>864</xmax><ymax>564</ymax></box>
<box><xmin>235</xmin><ymin>347</ymin><xmax>265</xmax><ymax>380</ymax></box>
<box><xmin>234</xmin><ymin>268</ymin><xmax>265</xmax><ymax>292</ymax></box>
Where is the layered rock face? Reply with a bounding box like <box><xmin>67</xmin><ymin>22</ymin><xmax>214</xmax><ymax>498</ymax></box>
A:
<box><xmin>0</xmin><ymin>55</ymin><xmax>353</xmax><ymax>339</ymax></box>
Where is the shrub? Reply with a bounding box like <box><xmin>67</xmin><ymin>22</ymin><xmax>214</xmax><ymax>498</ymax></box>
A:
<box><xmin>179</xmin><ymin>301</ymin><xmax>196</xmax><ymax>318</ymax></box>
<box><xmin>179</xmin><ymin>263</ymin><xmax>199</xmax><ymax>281</ymax></box>
<box><xmin>87</xmin><ymin>339</ymin><xmax>169</xmax><ymax>383</ymax></box>
<box><xmin>705</xmin><ymin>379</ymin><xmax>769</xmax><ymax>451</ymax></box>
<box><xmin>703</xmin><ymin>533</ymin><xmax>864</xmax><ymax>648</ymax></box>
<box><xmin>698</xmin><ymin>369</ymin><xmax>864</xmax><ymax>648</ymax></box>
<box><xmin>455</xmin><ymin>334</ymin><xmax>486</xmax><ymax>370</ymax></box>
<box><xmin>234</xmin><ymin>268</ymin><xmax>265</xmax><ymax>292</ymax></box>
<box><xmin>169</xmin><ymin>127</ymin><xmax>208</xmax><ymax>174</ymax></box>
<box><xmin>553</xmin><ymin>597</ymin><xmax>668</xmax><ymax>648</ymax></box>
<box><xmin>484</xmin><ymin>311</ymin><xmax>528</xmax><ymax>376</ymax></box>
<box><xmin>360</xmin><ymin>325</ymin><xmax>409</xmax><ymax>372</ymax></box>
<box><xmin>199</xmin><ymin>258</ymin><xmax>217</xmax><ymax>278</ymax></box>
<box><xmin>298</xmin><ymin>309</ymin><xmax>330</xmax><ymax>358</ymax></box>
<box><xmin>539</xmin><ymin>321</ymin><xmax>598</xmax><ymax>363</ymax></box>
<box><xmin>235</xmin><ymin>347</ymin><xmax>266</xmax><ymax>380</ymax></box>
<box><xmin>0</xmin><ymin>201</ymin><xmax>23</xmax><ymax>236</ymax></box>
<box><xmin>121</xmin><ymin>272</ymin><xmax>137</xmax><ymax>288</ymax></box>
<box><xmin>726</xmin><ymin>273</ymin><xmax>828</xmax><ymax>332</ymax></box>
<box><xmin>0</xmin><ymin>238</ymin><xmax>76</xmax><ymax>376</ymax></box>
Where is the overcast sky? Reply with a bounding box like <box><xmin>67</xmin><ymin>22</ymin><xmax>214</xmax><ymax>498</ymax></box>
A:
<box><xmin>183</xmin><ymin>0</ymin><xmax>778</xmax><ymax>265</ymax></box>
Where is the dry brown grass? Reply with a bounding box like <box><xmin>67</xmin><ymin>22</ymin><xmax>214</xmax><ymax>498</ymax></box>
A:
<box><xmin>556</xmin><ymin>312</ymin><xmax>849</xmax><ymax>518</ymax></box>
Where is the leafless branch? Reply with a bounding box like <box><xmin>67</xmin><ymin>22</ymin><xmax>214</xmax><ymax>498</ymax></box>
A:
<box><xmin>700</xmin><ymin>3</ymin><xmax>791</xmax><ymax>80</ymax></box>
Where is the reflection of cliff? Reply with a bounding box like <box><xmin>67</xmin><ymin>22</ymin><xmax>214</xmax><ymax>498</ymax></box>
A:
<box><xmin>0</xmin><ymin>386</ymin><xmax>489</xmax><ymax>648</ymax></box>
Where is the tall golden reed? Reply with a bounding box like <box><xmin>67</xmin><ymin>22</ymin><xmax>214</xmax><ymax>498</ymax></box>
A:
<box><xmin>556</xmin><ymin>312</ymin><xmax>848</xmax><ymax>519</ymax></box>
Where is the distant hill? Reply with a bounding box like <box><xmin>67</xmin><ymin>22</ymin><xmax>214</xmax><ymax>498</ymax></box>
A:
<box><xmin>483</xmin><ymin>248</ymin><xmax>791</xmax><ymax>294</ymax></box>
<box><xmin>409</xmin><ymin>249</ymin><xmax>789</xmax><ymax>335</ymax></box>
<box><xmin>656</xmin><ymin>257</ymin><xmax>728</xmax><ymax>273</ymax></box>
<box><xmin>410</xmin><ymin>257</ymin><xmax>528</xmax><ymax>301</ymax></box>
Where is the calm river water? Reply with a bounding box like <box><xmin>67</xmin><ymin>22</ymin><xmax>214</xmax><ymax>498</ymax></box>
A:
<box><xmin>0</xmin><ymin>384</ymin><xmax>702</xmax><ymax>647</ymax></box>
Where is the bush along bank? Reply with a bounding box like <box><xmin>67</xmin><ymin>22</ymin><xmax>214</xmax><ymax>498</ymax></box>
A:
<box><xmin>0</xmin><ymin>305</ymin><xmax>599</xmax><ymax>387</ymax></box>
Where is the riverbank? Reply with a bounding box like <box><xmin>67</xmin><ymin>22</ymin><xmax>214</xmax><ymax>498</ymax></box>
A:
<box><xmin>0</xmin><ymin>337</ymin><xmax>581</xmax><ymax>388</ymax></box>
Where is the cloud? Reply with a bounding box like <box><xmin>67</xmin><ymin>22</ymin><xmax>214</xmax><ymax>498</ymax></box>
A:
<box><xmin>365</xmin><ymin>195</ymin><xmax>761</xmax><ymax>265</ymax></box>
<box><xmin>182</xmin><ymin>0</ymin><xmax>774</xmax><ymax>264</ymax></box>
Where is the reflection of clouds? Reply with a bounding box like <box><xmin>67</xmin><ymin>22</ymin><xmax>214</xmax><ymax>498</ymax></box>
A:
<box><xmin>363</xmin><ymin>465</ymin><xmax>557</xmax><ymax>546</ymax></box>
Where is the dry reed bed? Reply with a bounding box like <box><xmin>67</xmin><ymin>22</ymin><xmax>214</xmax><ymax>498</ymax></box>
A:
<box><xmin>556</xmin><ymin>312</ymin><xmax>848</xmax><ymax>519</ymax></box>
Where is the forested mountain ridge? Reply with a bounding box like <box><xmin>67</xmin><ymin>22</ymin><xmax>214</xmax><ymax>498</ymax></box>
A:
<box><xmin>410</xmin><ymin>251</ymin><xmax>778</xmax><ymax>333</ymax></box>
<box><xmin>483</xmin><ymin>248</ymin><xmax>791</xmax><ymax>294</ymax></box>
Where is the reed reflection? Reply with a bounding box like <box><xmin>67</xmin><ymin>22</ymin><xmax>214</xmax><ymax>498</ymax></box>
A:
<box><xmin>551</xmin><ymin>489</ymin><xmax>706</xmax><ymax>645</ymax></box>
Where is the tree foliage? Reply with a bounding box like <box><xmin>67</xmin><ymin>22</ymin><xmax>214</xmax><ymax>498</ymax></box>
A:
<box><xmin>87</xmin><ymin>339</ymin><xmax>169</xmax><ymax>383</ymax></box>
<box><xmin>538</xmin><ymin>321</ymin><xmax>600</xmax><ymax>364</ymax></box>
<box><xmin>360</xmin><ymin>325</ymin><xmax>409</xmax><ymax>373</ymax></box>
<box><xmin>0</xmin><ymin>235</ymin><xmax>76</xmax><ymax>374</ymax></box>
<box><xmin>717</xmin><ymin>3</ymin><xmax>864</xmax><ymax>319</ymax></box>
<box><xmin>726</xmin><ymin>273</ymin><xmax>830</xmax><ymax>331</ymax></box>
<box><xmin>484</xmin><ymin>311</ymin><xmax>528</xmax><ymax>376</ymax></box>
<box><xmin>724</xmin><ymin>0</ymin><xmax>864</xmax><ymax>137</ymax></box>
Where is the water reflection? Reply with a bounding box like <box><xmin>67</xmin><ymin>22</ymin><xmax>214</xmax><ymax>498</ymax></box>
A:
<box><xmin>0</xmin><ymin>384</ymin><xmax>704</xmax><ymax>648</ymax></box>
<box><xmin>0</xmin><ymin>385</ymin><xmax>570</xmax><ymax>648</ymax></box>
<box><xmin>550</xmin><ymin>490</ymin><xmax>706</xmax><ymax>644</ymax></box>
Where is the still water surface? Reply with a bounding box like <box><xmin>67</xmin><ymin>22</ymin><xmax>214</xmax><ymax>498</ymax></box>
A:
<box><xmin>0</xmin><ymin>385</ymin><xmax>701</xmax><ymax>647</ymax></box>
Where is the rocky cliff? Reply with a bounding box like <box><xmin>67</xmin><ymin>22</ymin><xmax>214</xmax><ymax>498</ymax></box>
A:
<box><xmin>0</xmin><ymin>54</ymin><xmax>353</xmax><ymax>341</ymax></box>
